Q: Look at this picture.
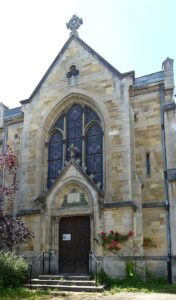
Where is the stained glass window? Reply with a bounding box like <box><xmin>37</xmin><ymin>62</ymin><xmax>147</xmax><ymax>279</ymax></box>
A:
<box><xmin>86</xmin><ymin>124</ymin><xmax>103</xmax><ymax>188</ymax></box>
<box><xmin>53</xmin><ymin>115</ymin><xmax>64</xmax><ymax>130</ymax></box>
<box><xmin>85</xmin><ymin>106</ymin><xmax>100</xmax><ymax>124</ymax></box>
<box><xmin>47</xmin><ymin>104</ymin><xmax>103</xmax><ymax>189</ymax></box>
<box><xmin>48</xmin><ymin>132</ymin><xmax>63</xmax><ymax>189</ymax></box>
<box><xmin>66</xmin><ymin>105</ymin><xmax>82</xmax><ymax>162</ymax></box>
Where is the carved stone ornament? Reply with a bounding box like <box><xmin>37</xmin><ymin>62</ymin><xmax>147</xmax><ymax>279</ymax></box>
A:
<box><xmin>66</xmin><ymin>15</ymin><xmax>83</xmax><ymax>35</ymax></box>
<box><xmin>61</xmin><ymin>189</ymin><xmax>88</xmax><ymax>208</ymax></box>
<box><xmin>67</xmin><ymin>143</ymin><xmax>80</xmax><ymax>159</ymax></box>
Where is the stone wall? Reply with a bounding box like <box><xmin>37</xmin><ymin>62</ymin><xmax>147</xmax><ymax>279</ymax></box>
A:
<box><xmin>1</xmin><ymin>37</ymin><xmax>175</xmax><ymax>280</ymax></box>
<box><xmin>130</xmin><ymin>89</ymin><xmax>164</xmax><ymax>203</ymax></box>
<box><xmin>18</xmin><ymin>39</ymin><xmax>134</xmax><ymax>211</ymax></box>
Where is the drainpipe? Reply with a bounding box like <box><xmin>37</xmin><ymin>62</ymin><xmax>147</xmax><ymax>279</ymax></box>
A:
<box><xmin>159</xmin><ymin>84</ymin><xmax>172</xmax><ymax>283</ymax></box>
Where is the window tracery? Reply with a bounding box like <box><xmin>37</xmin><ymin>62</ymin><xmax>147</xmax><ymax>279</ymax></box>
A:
<box><xmin>66</xmin><ymin>65</ymin><xmax>79</xmax><ymax>78</ymax></box>
<box><xmin>47</xmin><ymin>104</ymin><xmax>103</xmax><ymax>190</ymax></box>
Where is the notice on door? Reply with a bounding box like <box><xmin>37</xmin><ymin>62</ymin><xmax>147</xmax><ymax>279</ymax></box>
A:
<box><xmin>62</xmin><ymin>234</ymin><xmax>71</xmax><ymax>241</ymax></box>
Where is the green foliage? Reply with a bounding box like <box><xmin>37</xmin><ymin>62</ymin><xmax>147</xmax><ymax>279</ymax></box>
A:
<box><xmin>97</xmin><ymin>266</ymin><xmax>174</xmax><ymax>294</ymax></box>
<box><xmin>2</xmin><ymin>284</ymin><xmax>176</xmax><ymax>299</ymax></box>
<box><xmin>146</xmin><ymin>269</ymin><xmax>167</xmax><ymax>285</ymax></box>
<box><xmin>125</xmin><ymin>260</ymin><xmax>143</xmax><ymax>285</ymax></box>
<box><xmin>126</xmin><ymin>260</ymin><xmax>135</xmax><ymax>278</ymax></box>
<box><xmin>97</xmin><ymin>266</ymin><xmax>143</xmax><ymax>291</ymax></box>
<box><xmin>0</xmin><ymin>251</ymin><xmax>28</xmax><ymax>288</ymax></box>
<box><xmin>0</xmin><ymin>288</ymin><xmax>51</xmax><ymax>300</ymax></box>
<box><xmin>97</xmin><ymin>269</ymin><xmax>113</xmax><ymax>287</ymax></box>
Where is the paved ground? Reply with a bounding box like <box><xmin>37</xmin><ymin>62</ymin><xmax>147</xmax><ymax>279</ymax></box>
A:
<box><xmin>45</xmin><ymin>292</ymin><xmax>176</xmax><ymax>300</ymax></box>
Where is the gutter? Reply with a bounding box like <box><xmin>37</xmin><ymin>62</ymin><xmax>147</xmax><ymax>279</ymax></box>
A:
<box><xmin>159</xmin><ymin>84</ymin><xmax>172</xmax><ymax>284</ymax></box>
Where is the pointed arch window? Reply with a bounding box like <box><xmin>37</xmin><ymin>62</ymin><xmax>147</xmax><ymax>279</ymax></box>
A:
<box><xmin>66</xmin><ymin>104</ymin><xmax>82</xmax><ymax>162</ymax></box>
<box><xmin>47</xmin><ymin>104</ymin><xmax>103</xmax><ymax>189</ymax></box>
<box><xmin>86</xmin><ymin>124</ymin><xmax>103</xmax><ymax>187</ymax></box>
<box><xmin>48</xmin><ymin>131</ymin><xmax>63</xmax><ymax>189</ymax></box>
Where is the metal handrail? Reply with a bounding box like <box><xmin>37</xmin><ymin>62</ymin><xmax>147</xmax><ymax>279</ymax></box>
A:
<box><xmin>31</xmin><ymin>251</ymin><xmax>43</xmax><ymax>264</ymax></box>
<box><xmin>28</xmin><ymin>251</ymin><xmax>51</xmax><ymax>288</ymax></box>
<box><xmin>89</xmin><ymin>250</ymin><xmax>99</xmax><ymax>286</ymax></box>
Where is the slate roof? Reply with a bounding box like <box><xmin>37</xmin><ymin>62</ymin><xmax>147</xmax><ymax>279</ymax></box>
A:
<box><xmin>163</xmin><ymin>101</ymin><xmax>176</xmax><ymax>111</ymax></box>
<box><xmin>133</xmin><ymin>71</ymin><xmax>164</xmax><ymax>87</ymax></box>
<box><xmin>4</xmin><ymin>107</ymin><xmax>23</xmax><ymax>120</ymax></box>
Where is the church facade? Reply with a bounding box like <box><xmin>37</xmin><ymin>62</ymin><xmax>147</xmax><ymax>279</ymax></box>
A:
<box><xmin>0</xmin><ymin>16</ymin><xmax>176</xmax><ymax>281</ymax></box>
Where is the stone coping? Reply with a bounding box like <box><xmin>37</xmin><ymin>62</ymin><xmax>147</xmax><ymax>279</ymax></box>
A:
<box><xmin>142</xmin><ymin>202</ymin><xmax>166</xmax><ymax>208</ymax></box>
<box><xmin>17</xmin><ymin>209</ymin><xmax>41</xmax><ymax>216</ymax></box>
<box><xmin>103</xmin><ymin>201</ymin><xmax>137</xmax><ymax>209</ymax></box>
<box><xmin>97</xmin><ymin>255</ymin><xmax>169</xmax><ymax>261</ymax></box>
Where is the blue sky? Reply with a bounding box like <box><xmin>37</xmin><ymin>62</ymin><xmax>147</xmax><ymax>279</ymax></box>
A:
<box><xmin>0</xmin><ymin>0</ymin><xmax>175</xmax><ymax>108</ymax></box>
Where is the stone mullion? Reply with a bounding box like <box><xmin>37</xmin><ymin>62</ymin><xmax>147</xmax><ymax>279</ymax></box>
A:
<box><xmin>63</xmin><ymin>114</ymin><xmax>67</xmax><ymax>162</ymax></box>
<box><xmin>82</xmin><ymin>109</ymin><xmax>85</xmax><ymax>165</ymax></box>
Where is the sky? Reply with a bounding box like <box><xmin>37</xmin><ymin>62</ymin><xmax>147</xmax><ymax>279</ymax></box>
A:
<box><xmin>0</xmin><ymin>0</ymin><xmax>175</xmax><ymax>109</ymax></box>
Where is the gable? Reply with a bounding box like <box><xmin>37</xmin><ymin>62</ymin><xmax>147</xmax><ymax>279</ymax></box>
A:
<box><xmin>47</xmin><ymin>159</ymin><xmax>103</xmax><ymax>198</ymax></box>
<box><xmin>46</xmin><ymin>159</ymin><xmax>103</xmax><ymax>213</ymax></box>
<box><xmin>20</xmin><ymin>35</ymin><xmax>134</xmax><ymax>105</ymax></box>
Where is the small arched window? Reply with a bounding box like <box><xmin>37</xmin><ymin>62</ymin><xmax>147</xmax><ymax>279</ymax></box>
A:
<box><xmin>48</xmin><ymin>104</ymin><xmax>103</xmax><ymax>189</ymax></box>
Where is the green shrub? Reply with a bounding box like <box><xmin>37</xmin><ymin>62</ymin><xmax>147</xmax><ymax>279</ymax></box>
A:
<box><xmin>125</xmin><ymin>260</ymin><xmax>143</xmax><ymax>286</ymax></box>
<box><xmin>97</xmin><ymin>266</ymin><xmax>168</xmax><ymax>293</ymax></box>
<box><xmin>0</xmin><ymin>251</ymin><xmax>28</xmax><ymax>288</ymax></box>
<box><xmin>97</xmin><ymin>269</ymin><xmax>112</xmax><ymax>286</ymax></box>
<box><xmin>146</xmin><ymin>269</ymin><xmax>167</xmax><ymax>285</ymax></box>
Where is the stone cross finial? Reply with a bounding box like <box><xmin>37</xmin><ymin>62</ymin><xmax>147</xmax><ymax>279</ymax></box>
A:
<box><xmin>66</xmin><ymin>15</ymin><xmax>83</xmax><ymax>37</ymax></box>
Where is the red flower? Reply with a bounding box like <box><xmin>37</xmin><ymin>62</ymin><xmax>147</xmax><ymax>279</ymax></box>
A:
<box><xmin>98</xmin><ymin>229</ymin><xmax>134</xmax><ymax>253</ymax></box>
<box><xmin>99</xmin><ymin>231</ymin><xmax>106</xmax><ymax>235</ymax></box>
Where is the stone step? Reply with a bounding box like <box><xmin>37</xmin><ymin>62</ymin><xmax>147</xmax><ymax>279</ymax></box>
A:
<box><xmin>38</xmin><ymin>275</ymin><xmax>90</xmax><ymax>281</ymax></box>
<box><xmin>24</xmin><ymin>284</ymin><xmax>105</xmax><ymax>292</ymax></box>
<box><xmin>24</xmin><ymin>274</ymin><xmax>105</xmax><ymax>292</ymax></box>
<box><xmin>31</xmin><ymin>279</ymin><xmax>96</xmax><ymax>286</ymax></box>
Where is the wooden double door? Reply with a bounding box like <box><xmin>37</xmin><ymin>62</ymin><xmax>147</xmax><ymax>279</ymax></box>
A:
<box><xmin>59</xmin><ymin>216</ymin><xmax>90</xmax><ymax>274</ymax></box>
